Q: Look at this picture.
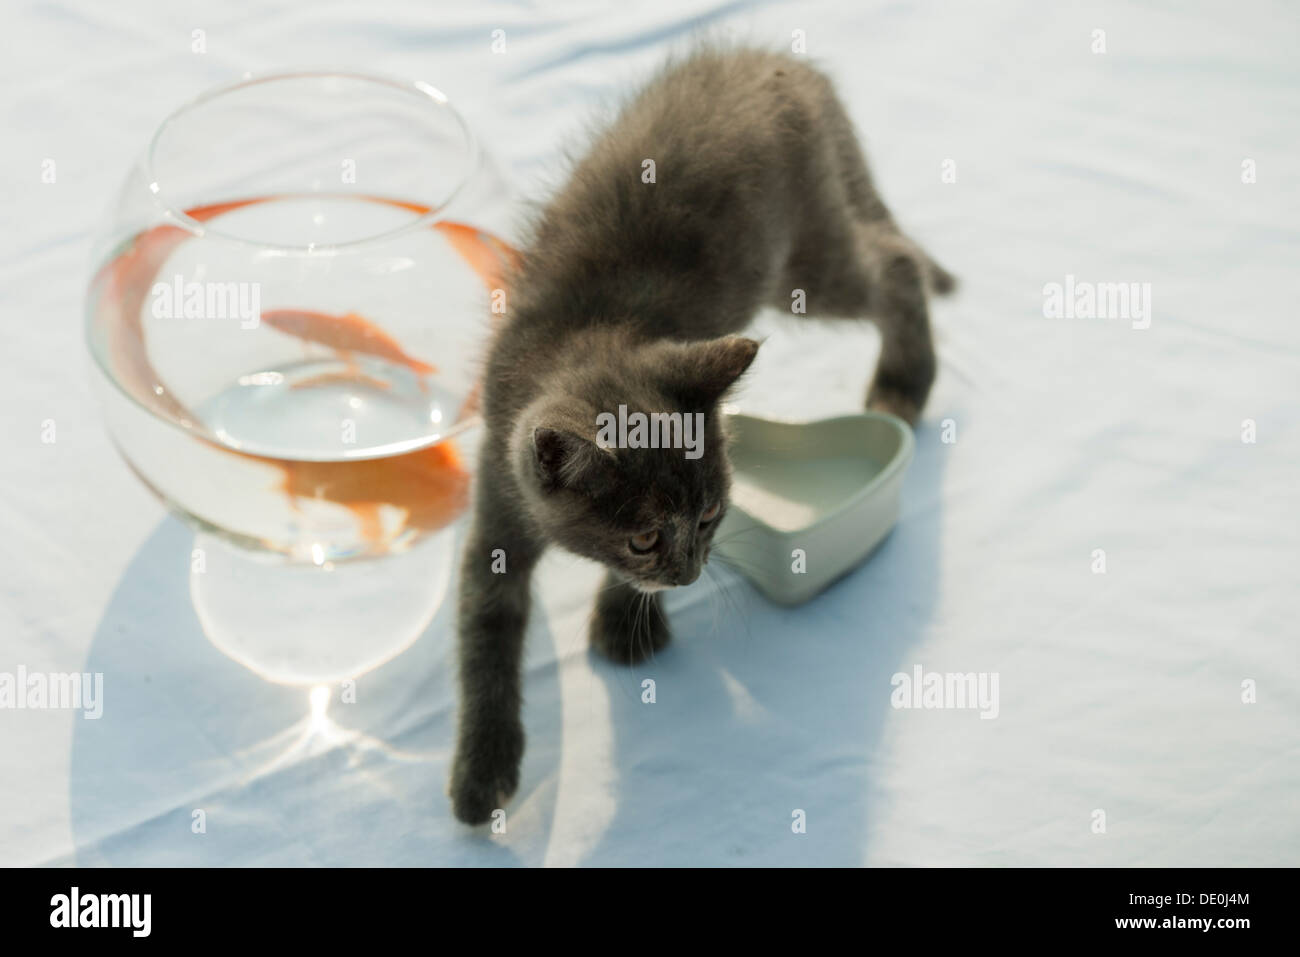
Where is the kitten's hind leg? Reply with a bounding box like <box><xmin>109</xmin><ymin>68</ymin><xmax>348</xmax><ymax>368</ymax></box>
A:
<box><xmin>590</xmin><ymin>573</ymin><xmax>671</xmax><ymax>665</ymax></box>
<box><xmin>814</xmin><ymin>84</ymin><xmax>950</xmax><ymax>417</ymax></box>
<box><xmin>858</xmin><ymin>224</ymin><xmax>938</xmax><ymax>426</ymax></box>
<box><xmin>776</xmin><ymin>220</ymin><xmax>940</xmax><ymax>425</ymax></box>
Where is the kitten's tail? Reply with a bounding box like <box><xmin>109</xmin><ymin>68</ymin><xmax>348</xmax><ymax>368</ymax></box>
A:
<box><xmin>925</xmin><ymin>256</ymin><xmax>959</xmax><ymax>296</ymax></box>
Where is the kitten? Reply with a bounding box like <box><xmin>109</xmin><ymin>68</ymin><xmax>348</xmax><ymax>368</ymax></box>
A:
<box><xmin>450</xmin><ymin>46</ymin><xmax>954</xmax><ymax>824</ymax></box>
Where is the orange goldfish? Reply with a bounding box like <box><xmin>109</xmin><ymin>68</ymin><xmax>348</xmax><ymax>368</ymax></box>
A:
<box><xmin>260</xmin><ymin>308</ymin><xmax>437</xmax><ymax>376</ymax></box>
<box><xmin>276</xmin><ymin>440</ymin><xmax>471</xmax><ymax>545</ymax></box>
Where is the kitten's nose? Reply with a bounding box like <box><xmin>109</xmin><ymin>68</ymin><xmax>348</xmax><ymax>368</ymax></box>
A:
<box><xmin>673</xmin><ymin>535</ymin><xmax>702</xmax><ymax>586</ymax></box>
<box><xmin>674</xmin><ymin>565</ymin><xmax>701</xmax><ymax>587</ymax></box>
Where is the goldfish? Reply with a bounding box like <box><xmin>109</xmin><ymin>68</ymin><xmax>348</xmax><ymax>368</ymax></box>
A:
<box><xmin>433</xmin><ymin>221</ymin><xmax>522</xmax><ymax>291</ymax></box>
<box><xmin>276</xmin><ymin>441</ymin><xmax>471</xmax><ymax>545</ymax></box>
<box><xmin>260</xmin><ymin>308</ymin><xmax>437</xmax><ymax>377</ymax></box>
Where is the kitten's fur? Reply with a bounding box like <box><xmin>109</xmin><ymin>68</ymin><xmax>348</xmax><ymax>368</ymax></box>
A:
<box><xmin>450</xmin><ymin>47</ymin><xmax>954</xmax><ymax>824</ymax></box>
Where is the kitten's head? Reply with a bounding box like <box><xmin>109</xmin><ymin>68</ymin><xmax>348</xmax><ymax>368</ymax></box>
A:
<box><xmin>514</xmin><ymin>334</ymin><xmax>759</xmax><ymax>592</ymax></box>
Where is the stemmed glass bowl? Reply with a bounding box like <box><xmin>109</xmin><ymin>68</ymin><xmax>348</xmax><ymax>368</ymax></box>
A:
<box><xmin>85</xmin><ymin>72</ymin><xmax>515</xmax><ymax>685</ymax></box>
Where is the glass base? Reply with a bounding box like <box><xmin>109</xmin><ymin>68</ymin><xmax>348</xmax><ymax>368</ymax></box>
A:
<box><xmin>190</xmin><ymin>530</ymin><xmax>454</xmax><ymax>685</ymax></box>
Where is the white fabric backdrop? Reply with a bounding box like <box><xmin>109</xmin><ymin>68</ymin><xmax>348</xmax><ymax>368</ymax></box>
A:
<box><xmin>1</xmin><ymin>0</ymin><xmax>1296</xmax><ymax>866</ymax></box>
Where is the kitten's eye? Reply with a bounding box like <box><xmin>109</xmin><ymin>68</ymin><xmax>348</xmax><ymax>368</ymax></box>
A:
<box><xmin>629</xmin><ymin>530</ymin><xmax>659</xmax><ymax>553</ymax></box>
<box><xmin>700</xmin><ymin>502</ymin><xmax>721</xmax><ymax>525</ymax></box>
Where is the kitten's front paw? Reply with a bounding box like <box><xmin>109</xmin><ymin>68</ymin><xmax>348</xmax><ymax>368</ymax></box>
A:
<box><xmin>590</xmin><ymin>586</ymin><xmax>672</xmax><ymax>665</ymax></box>
<box><xmin>448</xmin><ymin>720</ymin><xmax>523</xmax><ymax>826</ymax></box>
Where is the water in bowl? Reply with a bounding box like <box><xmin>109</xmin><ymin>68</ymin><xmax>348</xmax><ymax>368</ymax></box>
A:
<box><xmin>86</xmin><ymin>194</ymin><xmax>514</xmax><ymax>562</ymax></box>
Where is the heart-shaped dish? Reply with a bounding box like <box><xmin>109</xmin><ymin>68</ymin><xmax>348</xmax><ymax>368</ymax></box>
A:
<box><xmin>713</xmin><ymin>410</ymin><xmax>915</xmax><ymax>605</ymax></box>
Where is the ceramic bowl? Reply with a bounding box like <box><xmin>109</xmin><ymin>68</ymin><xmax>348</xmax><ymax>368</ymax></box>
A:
<box><xmin>712</xmin><ymin>410</ymin><xmax>915</xmax><ymax>604</ymax></box>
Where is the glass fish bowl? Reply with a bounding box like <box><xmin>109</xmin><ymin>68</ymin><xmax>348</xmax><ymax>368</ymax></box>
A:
<box><xmin>85</xmin><ymin>72</ymin><xmax>516</xmax><ymax>684</ymax></box>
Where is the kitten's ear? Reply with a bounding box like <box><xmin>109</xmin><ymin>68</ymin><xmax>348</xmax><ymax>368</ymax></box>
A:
<box><xmin>668</xmin><ymin>336</ymin><xmax>761</xmax><ymax>407</ymax></box>
<box><xmin>533</xmin><ymin>427</ymin><xmax>609</xmax><ymax>491</ymax></box>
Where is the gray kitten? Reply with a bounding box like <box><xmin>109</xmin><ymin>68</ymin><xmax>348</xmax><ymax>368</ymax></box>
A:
<box><xmin>449</xmin><ymin>46</ymin><xmax>954</xmax><ymax>824</ymax></box>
